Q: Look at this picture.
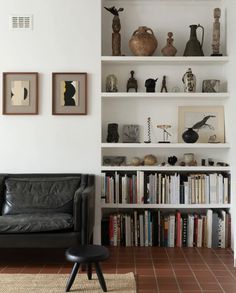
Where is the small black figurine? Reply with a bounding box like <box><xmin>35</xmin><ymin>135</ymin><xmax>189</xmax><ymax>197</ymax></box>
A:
<box><xmin>168</xmin><ymin>156</ymin><xmax>178</xmax><ymax>166</ymax></box>
<box><xmin>127</xmin><ymin>71</ymin><xmax>138</xmax><ymax>92</ymax></box>
<box><xmin>161</xmin><ymin>75</ymin><xmax>168</xmax><ymax>92</ymax></box>
<box><xmin>107</xmin><ymin>123</ymin><xmax>119</xmax><ymax>143</ymax></box>
<box><xmin>145</xmin><ymin>78</ymin><xmax>158</xmax><ymax>92</ymax></box>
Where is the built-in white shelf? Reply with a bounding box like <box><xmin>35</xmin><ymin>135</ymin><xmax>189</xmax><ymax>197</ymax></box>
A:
<box><xmin>101</xmin><ymin>56</ymin><xmax>229</xmax><ymax>65</ymax></box>
<box><xmin>101</xmin><ymin>92</ymin><xmax>230</xmax><ymax>100</ymax></box>
<box><xmin>101</xmin><ymin>166</ymin><xmax>230</xmax><ymax>171</ymax></box>
<box><xmin>101</xmin><ymin>203</ymin><xmax>231</xmax><ymax>209</ymax></box>
<box><xmin>101</xmin><ymin>143</ymin><xmax>230</xmax><ymax>149</ymax></box>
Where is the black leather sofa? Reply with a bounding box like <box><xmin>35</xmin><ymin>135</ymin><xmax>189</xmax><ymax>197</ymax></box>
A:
<box><xmin>0</xmin><ymin>174</ymin><xmax>95</xmax><ymax>248</ymax></box>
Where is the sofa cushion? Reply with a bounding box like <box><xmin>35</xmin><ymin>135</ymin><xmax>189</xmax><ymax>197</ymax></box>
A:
<box><xmin>0</xmin><ymin>213</ymin><xmax>73</xmax><ymax>233</ymax></box>
<box><xmin>2</xmin><ymin>177</ymin><xmax>80</xmax><ymax>215</ymax></box>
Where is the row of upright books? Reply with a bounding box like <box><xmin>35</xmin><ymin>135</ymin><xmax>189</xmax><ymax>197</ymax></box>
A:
<box><xmin>102</xmin><ymin>210</ymin><xmax>231</xmax><ymax>248</ymax></box>
<box><xmin>101</xmin><ymin>171</ymin><xmax>230</xmax><ymax>205</ymax></box>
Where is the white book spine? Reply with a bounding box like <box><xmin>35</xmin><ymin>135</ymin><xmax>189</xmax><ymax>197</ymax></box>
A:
<box><xmin>207</xmin><ymin>209</ymin><xmax>213</xmax><ymax>248</ymax></box>
<box><xmin>197</xmin><ymin>218</ymin><xmax>203</xmax><ymax>247</ymax></box>
<box><xmin>223</xmin><ymin>177</ymin><xmax>229</xmax><ymax>204</ymax></box>
<box><xmin>187</xmin><ymin>215</ymin><xmax>194</xmax><ymax>247</ymax></box>
<box><xmin>139</xmin><ymin>214</ymin><xmax>144</xmax><ymax>247</ymax></box>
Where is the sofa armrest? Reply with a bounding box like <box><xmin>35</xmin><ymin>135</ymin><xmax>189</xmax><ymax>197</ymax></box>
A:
<box><xmin>81</xmin><ymin>175</ymin><xmax>95</xmax><ymax>245</ymax></box>
<box><xmin>73</xmin><ymin>175</ymin><xmax>88</xmax><ymax>232</ymax></box>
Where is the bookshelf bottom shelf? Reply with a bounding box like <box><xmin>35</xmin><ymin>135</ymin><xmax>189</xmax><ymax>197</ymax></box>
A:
<box><xmin>101</xmin><ymin>209</ymin><xmax>231</xmax><ymax>249</ymax></box>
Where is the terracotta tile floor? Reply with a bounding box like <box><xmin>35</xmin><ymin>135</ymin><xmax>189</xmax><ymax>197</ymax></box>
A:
<box><xmin>0</xmin><ymin>247</ymin><xmax>235</xmax><ymax>292</ymax></box>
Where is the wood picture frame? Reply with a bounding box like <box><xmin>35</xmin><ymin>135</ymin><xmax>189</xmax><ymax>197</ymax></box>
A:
<box><xmin>3</xmin><ymin>72</ymin><xmax>38</xmax><ymax>115</ymax></box>
<box><xmin>52</xmin><ymin>72</ymin><xmax>87</xmax><ymax>115</ymax></box>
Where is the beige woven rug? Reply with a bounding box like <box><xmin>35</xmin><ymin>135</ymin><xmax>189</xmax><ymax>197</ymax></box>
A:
<box><xmin>0</xmin><ymin>273</ymin><xmax>136</xmax><ymax>293</ymax></box>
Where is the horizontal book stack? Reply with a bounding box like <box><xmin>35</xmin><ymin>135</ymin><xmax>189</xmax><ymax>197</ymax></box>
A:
<box><xmin>102</xmin><ymin>210</ymin><xmax>231</xmax><ymax>248</ymax></box>
<box><xmin>101</xmin><ymin>172</ymin><xmax>230</xmax><ymax>204</ymax></box>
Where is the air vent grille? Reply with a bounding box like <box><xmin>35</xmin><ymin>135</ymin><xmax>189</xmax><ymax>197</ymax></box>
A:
<box><xmin>10</xmin><ymin>15</ymin><xmax>33</xmax><ymax>30</ymax></box>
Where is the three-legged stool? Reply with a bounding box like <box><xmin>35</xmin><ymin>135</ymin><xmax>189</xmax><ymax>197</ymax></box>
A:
<box><xmin>65</xmin><ymin>245</ymin><xmax>110</xmax><ymax>292</ymax></box>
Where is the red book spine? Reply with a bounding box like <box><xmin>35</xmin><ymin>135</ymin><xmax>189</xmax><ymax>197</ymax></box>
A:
<box><xmin>176</xmin><ymin>211</ymin><xmax>181</xmax><ymax>247</ymax></box>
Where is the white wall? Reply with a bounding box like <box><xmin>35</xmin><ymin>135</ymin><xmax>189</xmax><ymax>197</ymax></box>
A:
<box><xmin>0</xmin><ymin>0</ymin><xmax>101</xmax><ymax>174</ymax></box>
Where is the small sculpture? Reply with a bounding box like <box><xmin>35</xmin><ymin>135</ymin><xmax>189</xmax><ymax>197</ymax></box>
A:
<box><xmin>172</xmin><ymin>86</ymin><xmax>180</xmax><ymax>92</ymax></box>
<box><xmin>106</xmin><ymin>74</ymin><xmax>118</xmax><ymax>92</ymax></box>
<box><xmin>157</xmin><ymin>125</ymin><xmax>171</xmax><ymax>143</ymax></box>
<box><xmin>144</xmin><ymin>117</ymin><xmax>151</xmax><ymax>143</ymax></box>
<box><xmin>202</xmin><ymin>80</ymin><xmax>220</xmax><ymax>93</ymax></box>
<box><xmin>145</xmin><ymin>78</ymin><xmax>158</xmax><ymax>92</ymax></box>
<box><xmin>161</xmin><ymin>32</ymin><xmax>177</xmax><ymax>56</ymax></box>
<box><xmin>211</xmin><ymin>8</ymin><xmax>222</xmax><ymax>56</ymax></box>
<box><xmin>184</xmin><ymin>153</ymin><xmax>195</xmax><ymax>166</ymax></box>
<box><xmin>208</xmin><ymin>158</ymin><xmax>214</xmax><ymax>166</ymax></box>
<box><xmin>123</xmin><ymin>125</ymin><xmax>139</xmax><ymax>143</ymax></box>
<box><xmin>208</xmin><ymin>134</ymin><xmax>220</xmax><ymax>143</ymax></box>
<box><xmin>104</xmin><ymin>6</ymin><xmax>124</xmax><ymax>56</ymax></box>
<box><xmin>160</xmin><ymin>76</ymin><xmax>168</xmax><ymax>92</ymax></box>
<box><xmin>130</xmin><ymin>157</ymin><xmax>142</xmax><ymax>166</ymax></box>
<box><xmin>127</xmin><ymin>71</ymin><xmax>138</xmax><ymax>92</ymax></box>
<box><xmin>168</xmin><ymin>156</ymin><xmax>177</xmax><ymax>166</ymax></box>
<box><xmin>106</xmin><ymin>123</ymin><xmax>119</xmax><ymax>143</ymax></box>
<box><xmin>182</xmin><ymin>68</ymin><xmax>196</xmax><ymax>92</ymax></box>
<box><xmin>144</xmin><ymin>154</ymin><xmax>157</xmax><ymax>166</ymax></box>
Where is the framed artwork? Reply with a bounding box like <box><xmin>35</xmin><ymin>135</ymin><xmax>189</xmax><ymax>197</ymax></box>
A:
<box><xmin>178</xmin><ymin>106</ymin><xmax>225</xmax><ymax>143</ymax></box>
<box><xmin>3</xmin><ymin>72</ymin><xmax>38</xmax><ymax>115</ymax></box>
<box><xmin>52</xmin><ymin>72</ymin><xmax>87</xmax><ymax>115</ymax></box>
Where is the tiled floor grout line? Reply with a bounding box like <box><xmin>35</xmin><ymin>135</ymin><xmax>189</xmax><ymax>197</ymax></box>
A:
<box><xmin>150</xmin><ymin>248</ymin><xmax>161</xmax><ymax>293</ymax></box>
<box><xmin>133</xmin><ymin>248</ymin><xmax>136</xmax><ymax>276</ymax></box>
<box><xmin>195</xmin><ymin>248</ymin><xmax>226</xmax><ymax>293</ymax></box>
<box><xmin>180</xmin><ymin>249</ymin><xmax>204</xmax><ymax>293</ymax></box>
<box><xmin>212</xmin><ymin>249</ymin><xmax>236</xmax><ymax>281</ymax></box>
<box><xmin>165</xmin><ymin>248</ymin><xmax>182</xmax><ymax>293</ymax></box>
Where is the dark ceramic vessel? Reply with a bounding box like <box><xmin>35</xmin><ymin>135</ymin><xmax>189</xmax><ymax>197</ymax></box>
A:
<box><xmin>182</xmin><ymin>128</ymin><xmax>199</xmax><ymax>143</ymax></box>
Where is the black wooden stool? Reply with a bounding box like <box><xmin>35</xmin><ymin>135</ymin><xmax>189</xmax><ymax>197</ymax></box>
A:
<box><xmin>65</xmin><ymin>245</ymin><xmax>110</xmax><ymax>292</ymax></box>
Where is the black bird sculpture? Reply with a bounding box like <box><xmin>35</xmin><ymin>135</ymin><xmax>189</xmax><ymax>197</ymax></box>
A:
<box><xmin>104</xmin><ymin>6</ymin><xmax>124</xmax><ymax>16</ymax></box>
<box><xmin>192</xmin><ymin>115</ymin><xmax>216</xmax><ymax>131</ymax></box>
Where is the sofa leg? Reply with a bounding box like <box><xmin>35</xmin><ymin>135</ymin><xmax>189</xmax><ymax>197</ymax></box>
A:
<box><xmin>65</xmin><ymin>262</ymin><xmax>80</xmax><ymax>292</ymax></box>
<box><xmin>87</xmin><ymin>263</ymin><xmax>92</xmax><ymax>280</ymax></box>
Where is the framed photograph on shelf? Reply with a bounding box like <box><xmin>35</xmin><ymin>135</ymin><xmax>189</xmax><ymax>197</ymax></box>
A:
<box><xmin>178</xmin><ymin>106</ymin><xmax>225</xmax><ymax>143</ymax></box>
<box><xmin>3</xmin><ymin>72</ymin><xmax>38</xmax><ymax>115</ymax></box>
<box><xmin>52</xmin><ymin>72</ymin><xmax>87</xmax><ymax>115</ymax></box>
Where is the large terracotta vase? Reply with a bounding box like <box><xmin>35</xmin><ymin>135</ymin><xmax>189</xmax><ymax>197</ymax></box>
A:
<box><xmin>129</xmin><ymin>26</ymin><xmax>158</xmax><ymax>56</ymax></box>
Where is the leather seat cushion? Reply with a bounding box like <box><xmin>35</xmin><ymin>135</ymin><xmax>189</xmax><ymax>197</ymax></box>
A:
<box><xmin>0</xmin><ymin>213</ymin><xmax>73</xmax><ymax>233</ymax></box>
<box><xmin>2</xmin><ymin>177</ymin><xmax>80</xmax><ymax>215</ymax></box>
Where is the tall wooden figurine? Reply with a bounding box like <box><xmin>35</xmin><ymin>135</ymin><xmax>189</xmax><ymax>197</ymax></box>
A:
<box><xmin>211</xmin><ymin>8</ymin><xmax>222</xmax><ymax>56</ymax></box>
<box><xmin>104</xmin><ymin>6</ymin><xmax>124</xmax><ymax>56</ymax></box>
